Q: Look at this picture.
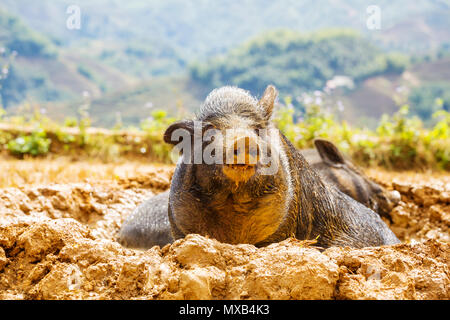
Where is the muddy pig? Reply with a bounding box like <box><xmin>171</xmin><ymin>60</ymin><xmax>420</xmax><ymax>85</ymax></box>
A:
<box><xmin>162</xmin><ymin>85</ymin><xmax>400</xmax><ymax>248</ymax></box>
<box><xmin>119</xmin><ymin>85</ymin><xmax>399</xmax><ymax>249</ymax></box>
<box><xmin>119</xmin><ymin>139</ymin><xmax>400</xmax><ymax>249</ymax></box>
<box><xmin>299</xmin><ymin>139</ymin><xmax>401</xmax><ymax>221</ymax></box>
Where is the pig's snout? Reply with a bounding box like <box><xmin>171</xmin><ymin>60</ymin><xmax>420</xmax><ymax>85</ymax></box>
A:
<box><xmin>222</xmin><ymin>134</ymin><xmax>260</xmax><ymax>184</ymax></box>
<box><xmin>228</xmin><ymin>136</ymin><xmax>260</xmax><ymax>166</ymax></box>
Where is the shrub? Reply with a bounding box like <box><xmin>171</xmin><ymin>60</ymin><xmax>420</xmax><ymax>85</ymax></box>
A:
<box><xmin>1</xmin><ymin>102</ymin><xmax>450</xmax><ymax>170</ymax></box>
<box><xmin>7</xmin><ymin>129</ymin><xmax>51</xmax><ymax>157</ymax></box>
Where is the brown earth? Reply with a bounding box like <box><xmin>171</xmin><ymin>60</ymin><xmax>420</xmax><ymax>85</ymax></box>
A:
<box><xmin>0</xmin><ymin>163</ymin><xmax>449</xmax><ymax>300</ymax></box>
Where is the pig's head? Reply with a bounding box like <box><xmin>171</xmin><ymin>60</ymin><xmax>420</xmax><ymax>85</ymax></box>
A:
<box><xmin>314</xmin><ymin>138</ymin><xmax>401</xmax><ymax>220</ymax></box>
<box><xmin>164</xmin><ymin>85</ymin><xmax>286</xmax><ymax>188</ymax></box>
<box><xmin>163</xmin><ymin>85</ymin><xmax>293</xmax><ymax>244</ymax></box>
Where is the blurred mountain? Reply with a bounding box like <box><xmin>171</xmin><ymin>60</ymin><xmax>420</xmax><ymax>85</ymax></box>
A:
<box><xmin>0</xmin><ymin>0</ymin><xmax>449</xmax><ymax>127</ymax></box>
<box><xmin>2</xmin><ymin>0</ymin><xmax>449</xmax><ymax>55</ymax></box>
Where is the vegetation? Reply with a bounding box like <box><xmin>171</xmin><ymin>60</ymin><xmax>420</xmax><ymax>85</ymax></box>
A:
<box><xmin>0</xmin><ymin>9</ymin><xmax>62</xmax><ymax>107</ymax></box>
<box><xmin>0</xmin><ymin>1</ymin><xmax>449</xmax><ymax>119</ymax></box>
<box><xmin>408</xmin><ymin>83</ymin><xmax>450</xmax><ymax>121</ymax></box>
<box><xmin>1</xmin><ymin>98</ymin><xmax>450</xmax><ymax>171</ymax></box>
<box><xmin>0</xmin><ymin>9</ymin><xmax>56</xmax><ymax>58</ymax></box>
<box><xmin>190</xmin><ymin>29</ymin><xmax>410</xmax><ymax>98</ymax></box>
<box><xmin>0</xmin><ymin>3</ymin><xmax>449</xmax><ymax>127</ymax></box>
<box><xmin>274</xmin><ymin>100</ymin><xmax>450</xmax><ymax>170</ymax></box>
<box><xmin>0</xmin><ymin>62</ymin><xmax>64</xmax><ymax>107</ymax></box>
<box><xmin>3</xmin><ymin>0</ymin><xmax>448</xmax><ymax>56</ymax></box>
<box><xmin>0</xmin><ymin>105</ymin><xmax>176</xmax><ymax>162</ymax></box>
<box><xmin>7</xmin><ymin>129</ymin><xmax>51</xmax><ymax>157</ymax></box>
<box><xmin>0</xmin><ymin>1</ymin><xmax>449</xmax><ymax>166</ymax></box>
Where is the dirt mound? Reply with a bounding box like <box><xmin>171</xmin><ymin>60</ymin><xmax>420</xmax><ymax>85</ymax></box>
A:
<box><xmin>0</xmin><ymin>167</ymin><xmax>449</xmax><ymax>300</ymax></box>
<box><xmin>367</xmin><ymin>171</ymin><xmax>450</xmax><ymax>244</ymax></box>
<box><xmin>0</xmin><ymin>222</ymin><xmax>447</xmax><ymax>300</ymax></box>
<box><xmin>0</xmin><ymin>183</ymin><xmax>154</xmax><ymax>241</ymax></box>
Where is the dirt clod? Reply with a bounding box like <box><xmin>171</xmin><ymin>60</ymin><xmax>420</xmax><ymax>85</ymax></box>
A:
<box><xmin>0</xmin><ymin>167</ymin><xmax>449</xmax><ymax>300</ymax></box>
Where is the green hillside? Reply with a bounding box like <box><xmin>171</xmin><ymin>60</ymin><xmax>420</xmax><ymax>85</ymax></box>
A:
<box><xmin>189</xmin><ymin>29</ymin><xmax>409</xmax><ymax>97</ymax></box>
<box><xmin>0</xmin><ymin>9</ymin><xmax>139</xmax><ymax>109</ymax></box>
<box><xmin>0</xmin><ymin>9</ymin><xmax>60</xmax><ymax>107</ymax></box>
<box><xmin>2</xmin><ymin>0</ymin><xmax>449</xmax><ymax>55</ymax></box>
<box><xmin>0</xmin><ymin>8</ymin><xmax>57</xmax><ymax>58</ymax></box>
<box><xmin>0</xmin><ymin>1</ymin><xmax>449</xmax><ymax>127</ymax></box>
<box><xmin>56</xmin><ymin>76</ymin><xmax>204</xmax><ymax>128</ymax></box>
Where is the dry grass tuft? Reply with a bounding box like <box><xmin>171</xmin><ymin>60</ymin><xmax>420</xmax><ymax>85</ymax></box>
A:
<box><xmin>0</xmin><ymin>156</ymin><xmax>174</xmax><ymax>188</ymax></box>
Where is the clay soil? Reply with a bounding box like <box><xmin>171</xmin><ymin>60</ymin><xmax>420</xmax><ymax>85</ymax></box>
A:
<box><xmin>0</xmin><ymin>160</ymin><xmax>448</xmax><ymax>300</ymax></box>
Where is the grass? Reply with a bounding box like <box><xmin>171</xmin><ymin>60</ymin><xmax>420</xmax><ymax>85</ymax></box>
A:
<box><xmin>1</xmin><ymin>98</ymin><xmax>450</xmax><ymax>171</ymax></box>
<box><xmin>275</xmin><ymin>102</ymin><xmax>450</xmax><ymax>171</ymax></box>
<box><xmin>0</xmin><ymin>156</ymin><xmax>173</xmax><ymax>188</ymax></box>
<box><xmin>1</xmin><ymin>156</ymin><xmax>449</xmax><ymax>190</ymax></box>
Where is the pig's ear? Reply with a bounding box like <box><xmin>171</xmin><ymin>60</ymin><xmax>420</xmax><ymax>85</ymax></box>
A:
<box><xmin>314</xmin><ymin>139</ymin><xmax>346</xmax><ymax>167</ymax></box>
<box><xmin>259</xmin><ymin>85</ymin><xmax>278</xmax><ymax>120</ymax></box>
<box><xmin>164</xmin><ymin>120</ymin><xmax>194</xmax><ymax>145</ymax></box>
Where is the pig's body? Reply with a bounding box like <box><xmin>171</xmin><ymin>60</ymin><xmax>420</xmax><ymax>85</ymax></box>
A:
<box><xmin>119</xmin><ymin>145</ymin><xmax>399</xmax><ymax>249</ymax></box>
<box><xmin>118</xmin><ymin>190</ymin><xmax>173</xmax><ymax>249</ymax></box>
<box><xmin>300</xmin><ymin>141</ymin><xmax>400</xmax><ymax>221</ymax></box>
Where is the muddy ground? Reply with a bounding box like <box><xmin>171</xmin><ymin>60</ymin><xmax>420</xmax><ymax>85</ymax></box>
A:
<box><xmin>0</xmin><ymin>163</ymin><xmax>448</xmax><ymax>300</ymax></box>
